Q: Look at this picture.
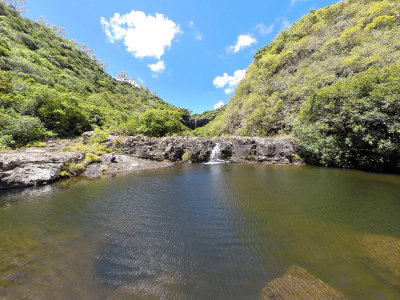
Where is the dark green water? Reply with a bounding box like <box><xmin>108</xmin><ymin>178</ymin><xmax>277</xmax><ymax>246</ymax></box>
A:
<box><xmin>0</xmin><ymin>164</ymin><xmax>400</xmax><ymax>299</ymax></box>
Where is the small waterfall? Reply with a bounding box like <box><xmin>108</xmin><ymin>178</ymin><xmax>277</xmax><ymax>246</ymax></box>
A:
<box><xmin>205</xmin><ymin>143</ymin><xmax>225</xmax><ymax>164</ymax></box>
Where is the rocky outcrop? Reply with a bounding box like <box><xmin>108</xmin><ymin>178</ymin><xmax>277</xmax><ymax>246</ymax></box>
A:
<box><xmin>181</xmin><ymin>115</ymin><xmax>213</xmax><ymax>130</ymax></box>
<box><xmin>104</xmin><ymin>135</ymin><xmax>301</xmax><ymax>164</ymax></box>
<box><xmin>0</xmin><ymin>135</ymin><xmax>301</xmax><ymax>189</ymax></box>
<box><xmin>0</xmin><ymin>149</ymin><xmax>84</xmax><ymax>189</ymax></box>
<box><xmin>83</xmin><ymin>154</ymin><xmax>172</xmax><ymax>178</ymax></box>
<box><xmin>0</xmin><ymin>149</ymin><xmax>173</xmax><ymax>189</ymax></box>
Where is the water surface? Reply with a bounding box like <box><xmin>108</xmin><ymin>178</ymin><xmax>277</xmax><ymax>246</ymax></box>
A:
<box><xmin>0</xmin><ymin>164</ymin><xmax>400</xmax><ymax>299</ymax></box>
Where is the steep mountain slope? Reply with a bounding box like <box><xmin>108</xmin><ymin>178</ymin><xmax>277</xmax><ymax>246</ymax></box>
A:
<box><xmin>0</xmin><ymin>1</ymin><xmax>185</xmax><ymax>148</ymax></box>
<box><xmin>196</xmin><ymin>0</ymin><xmax>400</xmax><ymax>171</ymax></box>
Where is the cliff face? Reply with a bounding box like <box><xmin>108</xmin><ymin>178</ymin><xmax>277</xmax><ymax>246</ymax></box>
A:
<box><xmin>105</xmin><ymin>135</ymin><xmax>300</xmax><ymax>164</ymax></box>
<box><xmin>181</xmin><ymin>115</ymin><xmax>213</xmax><ymax>130</ymax></box>
<box><xmin>195</xmin><ymin>0</ymin><xmax>400</xmax><ymax>172</ymax></box>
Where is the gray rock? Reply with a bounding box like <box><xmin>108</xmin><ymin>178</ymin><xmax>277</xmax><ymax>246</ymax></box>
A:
<box><xmin>83</xmin><ymin>154</ymin><xmax>173</xmax><ymax>178</ymax></box>
<box><xmin>182</xmin><ymin>115</ymin><xmax>214</xmax><ymax>130</ymax></box>
<box><xmin>0</xmin><ymin>150</ymin><xmax>84</xmax><ymax>189</ymax></box>
<box><xmin>0</xmin><ymin>135</ymin><xmax>301</xmax><ymax>190</ymax></box>
<box><xmin>106</xmin><ymin>135</ymin><xmax>301</xmax><ymax>164</ymax></box>
<box><xmin>106</xmin><ymin>136</ymin><xmax>301</xmax><ymax>164</ymax></box>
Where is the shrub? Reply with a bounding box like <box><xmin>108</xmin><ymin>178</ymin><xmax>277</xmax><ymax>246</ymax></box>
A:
<box><xmin>37</xmin><ymin>93</ymin><xmax>91</xmax><ymax>137</ymax></box>
<box><xmin>0</xmin><ymin>2</ymin><xmax>7</xmax><ymax>16</ymax></box>
<box><xmin>138</xmin><ymin>109</ymin><xmax>186</xmax><ymax>137</ymax></box>
<box><xmin>87</xmin><ymin>128</ymin><xmax>108</xmax><ymax>144</ymax></box>
<box><xmin>0</xmin><ymin>45</ymin><xmax>9</xmax><ymax>57</ymax></box>
<box><xmin>26</xmin><ymin>141</ymin><xmax>46</xmax><ymax>147</ymax></box>
<box><xmin>84</xmin><ymin>152</ymin><xmax>101</xmax><ymax>164</ymax></box>
<box><xmin>294</xmin><ymin>64</ymin><xmax>400</xmax><ymax>171</ymax></box>
<box><xmin>66</xmin><ymin>162</ymin><xmax>85</xmax><ymax>176</ymax></box>
<box><xmin>0</xmin><ymin>113</ymin><xmax>53</xmax><ymax>147</ymax></box>
<box><xmin>0</xmin><ymin>134</ymin><xmax>14</xmax><ymax>150</ymax></box>
<box><xmin>0</xmin><ymin>73</ymin><xmax>12</xmax><ymax>93</ymax></box>
<box><xmin>19</xmin><ymin>34</ymin><xmax>39</xmax><ymax>50</ymax></box>
<box><xmin>61</xmin><ymin>141</ymin><xmax>110</xmax><ymax>155</ymax></box>
<box><xmin>365</xmin><ymin>15</ymin><xmax>397</xmax><ymax>31</ymax></box>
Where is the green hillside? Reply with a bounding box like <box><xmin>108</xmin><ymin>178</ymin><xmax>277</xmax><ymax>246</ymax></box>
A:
<box><xmin>195</xmin><ymin>0</ymin><xmax>400</xmax><ymax>171</ymax></box>
<box><xmin>0</xmin><ymin>1</ymin><xmax>186</xmax><ymax>148</ymax></box>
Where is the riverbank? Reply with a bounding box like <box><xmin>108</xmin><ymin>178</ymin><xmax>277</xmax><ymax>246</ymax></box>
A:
<box><xmin>100</xmin><ymin>133</ymin><xmax>301</xmax><ymax>164</ymax></box>
<box><xmin>0</xmin><ymin>134</ymin><xmax>301</xmax><ymax>189</ymax></box>
<box><xmin>0</xmin><ymin>149</ymin><xmax>172</xmax><ymax>189</ymax></box>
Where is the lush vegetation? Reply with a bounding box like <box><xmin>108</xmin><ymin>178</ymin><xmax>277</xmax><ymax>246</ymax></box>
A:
<box><xmin>195</xmin><ymin>0</ymin><xmax>400</xmax><ymax>171</ymax></box>
<box><xmin>191</xmin><ymin>106</ymin><xmax>226</xmax><ymax>119</ymax></box>
<box><xmin>294</xmin><ymin>64</ymin><xmax>400</xmax><ymax>171</ymax></box>
<box><xmin>1</xmin><ymin>0</ymin><xmax>400</xmax><ymax>172</ymax></box>
<box><xmin>0</xmin><ymin>1</ymin><xmax>187</xmax><ymax>149</ymax></box>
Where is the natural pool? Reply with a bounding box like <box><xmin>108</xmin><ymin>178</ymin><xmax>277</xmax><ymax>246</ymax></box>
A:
<box><xmin>0</xmin><ymin>164</ymin><xmax>399</xmax><ymax>299</ymax></box>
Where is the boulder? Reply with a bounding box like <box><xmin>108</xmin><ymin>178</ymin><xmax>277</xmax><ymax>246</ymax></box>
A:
<box><xmin>0</xmin><ymin>150</ymin><xmax>84</xmax><ymax>189</ymax></box>
<box><xmin>259</xmin><ymin>266</ymin><xmax>346</xmax><ymax>299</ymax></box>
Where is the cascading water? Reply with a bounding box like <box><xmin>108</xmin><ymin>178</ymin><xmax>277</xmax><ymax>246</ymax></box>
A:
<box><xmin>205</xmin><ymin>143</ymin><xmax>225</xmax><ymax>164</ymax></box>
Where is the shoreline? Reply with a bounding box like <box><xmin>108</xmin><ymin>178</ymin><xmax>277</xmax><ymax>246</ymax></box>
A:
<box><xmin>0</xmin><ymin>149</ymin><xmax>173</xmax><ymax>190</ymax></box>
<box><xmin>0</xmin><ymin>134</ymin><xmax>301</xmax><ymax>190</ymax></box>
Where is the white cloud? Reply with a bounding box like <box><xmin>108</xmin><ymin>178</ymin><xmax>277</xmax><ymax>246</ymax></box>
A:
<box><xmin>195</xmin><ymin>32</ymin><xmax>203</xmax><ymax>41</ymax></box>
<box><xmin>214</xmin><ymin>101</ymin><xmax>224</xmax><ymax>109</ymax></box>
<box><xmin>227</xmin><ymin>34</ymin><xmax>257</xmax><ymax>53</ymax></box>
<box><xmin>148</xmin><ymin>60</ymin><xmax>165</xmax><ymax>77</ymax></box>
<box><xmin>224</xmin><ymin>87</ymin><xmax>235</xmax><ymax>94</ymax></box>
<box><xmin>213</xmin><ymin>69</ymin><xmax>246</xmax><ymax>94</ymax></box>
<box><xmin>188</xmin><ymin>20</ymin><xmax>194</xmax><ymax>28</ymax></box>
<box><xmin>290</xmin><ymin>0</ymin><xmax>308</xmax><ymax>5</ymax></box>
<box><xmin>256</xmin><ymin>23</ymin><xmax>274</xmax><ymax>35</ymax></box>
<box><xmin>276</xmin><ymin>17</ymin><xmax>291</xmax><ymax>30</ymax></box>
<box><xmin>100</xmin><ymin>11</ymin><xmax>182</xmax><ymax>59</ymax></box>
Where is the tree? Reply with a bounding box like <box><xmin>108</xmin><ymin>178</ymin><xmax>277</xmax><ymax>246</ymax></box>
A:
<box><xmin>138</xmin><ymin>109</ymin><xmax>185</xmax><ymax>137</ymax></box>
<box><xmin>293</xmin><ymin>64</ymin><xmax>400</xmax><ymax>171</ymax></box>
<box><xmin>117</xmin><ymin>71</ymin><xmax>128</xmax><ymax>81</ymax></box>
<box><xmin>4</xmin><ymin>0</ymin><xmax>26</xmax><ymax>14</ymax></box>
<box><xmin>71</xmin><ymin>41</ymin><xmax>108</xmax><ymax>70</ymax></box>
<box><xmin>37</xmin><ymin>16</ymin><xmax>66</xmax><ymax>35</ymax></box>
<box><xmin>96</xmin><ymin>59</ymin><xmax>108</xmax><ymax>71</ymax></box>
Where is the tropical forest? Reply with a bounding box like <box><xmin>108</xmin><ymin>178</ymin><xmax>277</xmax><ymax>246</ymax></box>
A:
<box><xmin>0</xmin><ymin>0</ymin><xmax>400</xmax><ymax>298</ymax></box>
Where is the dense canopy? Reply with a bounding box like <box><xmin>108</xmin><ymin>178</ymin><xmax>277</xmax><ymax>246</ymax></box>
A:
<box><xmin>195</xmin><ymin>0</ymin><xmax>400</xmax><ymax>171</ymax></box>
<box><xmin>0</xmin><ymin>1</ymin><xmax>186</xmax><ymax>148</ymax></box>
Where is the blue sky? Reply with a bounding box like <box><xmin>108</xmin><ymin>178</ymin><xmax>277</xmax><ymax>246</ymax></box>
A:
<box><xmin>25</xmin><ymin>0</ymin><xmax>337</xmax><ymax>113</ymax></box>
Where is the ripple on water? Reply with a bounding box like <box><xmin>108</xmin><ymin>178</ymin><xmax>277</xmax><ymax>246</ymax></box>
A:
<box><xmin>0</xmin><ymin>165</ymin><xmax>400</xmax><ymax>299</ymax></box>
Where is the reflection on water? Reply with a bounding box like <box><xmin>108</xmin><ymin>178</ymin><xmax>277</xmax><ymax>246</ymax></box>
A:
<box><xmin>0</xmin><ymin>165</ymin><xmax>400</xmax><ymax>299</ymax></box>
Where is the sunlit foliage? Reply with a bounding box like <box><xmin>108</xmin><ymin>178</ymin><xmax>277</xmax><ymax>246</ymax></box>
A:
<box><xmin>0</xmin><ymin>1</ymin><xmax>187</xmax><ymax>148</ymax></box>
<box><xmin>196</xmin><ymin>0</ymin><xmax>400</xmax><ymax>171</ymax></box>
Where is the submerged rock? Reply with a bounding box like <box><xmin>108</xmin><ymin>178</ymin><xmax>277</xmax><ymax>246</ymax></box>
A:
<box><xmin>259</xmin><ymin>266</ymin><xmax>345</xmax><ymax>300</ymax></box>
<box><xmin>362</xmin><ymin>234</ymin><xmax>400</xmax><ymax>278</ymax></box>
<box><xmin>0</xmin><ymin>150</ymin><xmax>84</xmax><ymax>189</ymax></box>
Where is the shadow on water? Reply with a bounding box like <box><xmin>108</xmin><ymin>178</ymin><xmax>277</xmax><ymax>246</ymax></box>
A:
<box><xmin>0</xmin><ymin>164</ymin><xmax>400</xmax><ymax>299</ymax></box>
